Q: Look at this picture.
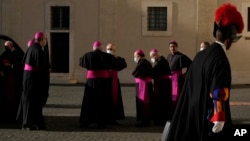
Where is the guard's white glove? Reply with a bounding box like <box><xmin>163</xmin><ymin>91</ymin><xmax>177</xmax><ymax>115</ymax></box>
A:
<box><xmin>212</xmin><ymin>121</ymin><xmax>225</xmax><ymax>133</ymax></box>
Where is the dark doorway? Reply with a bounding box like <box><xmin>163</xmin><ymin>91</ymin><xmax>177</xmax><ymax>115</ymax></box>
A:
<box><xmin>50</xmin><ymin>32</ymin><xmax>69</xmax><ymax>73</ymax></box>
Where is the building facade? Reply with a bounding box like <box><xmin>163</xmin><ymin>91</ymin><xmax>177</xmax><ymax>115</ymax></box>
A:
<box><xmin>0</xmin><ymin>0</ymin><xmax>250</xmax><ymax>84</ymax></box>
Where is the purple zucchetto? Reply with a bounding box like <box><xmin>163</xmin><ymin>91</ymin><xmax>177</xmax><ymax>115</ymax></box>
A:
<box><xmin>93</xmin><ymin>41</ymin><xmax>102</xmax><ymax>49</ymax></box>
<box><xmin>134</xmin><ymin>49</ymin><xmax>145</xmax><ymax>57</ymax></box>
<box><xmin>34</xmin><ymin>32</ymin><xmax>45</xmax><ymax>40</ymax></box>
<box><xmin>27</xmin><ymin>39</ymin><xmax>35</xmax><ymax>47</ymax></box>
<box><xmin>150</xmin><ymin>48</ymin><xmax>158</xmax><ymax>53</ymax></box>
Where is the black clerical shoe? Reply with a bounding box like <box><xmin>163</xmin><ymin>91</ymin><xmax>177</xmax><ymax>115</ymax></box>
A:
<box><xmin>108</xmin><ymin>120</ymin><xmax>119</xmax><ymax>125</ymax></box>
<box><xmin>22</xmin><ymin>124</ymin><xmax>39</xmax><ymax>131</ymax></box>
<box><xmin>135</xmin><ymin>121</ymin><xmax>150</xmax><ymax>127</ymax></box>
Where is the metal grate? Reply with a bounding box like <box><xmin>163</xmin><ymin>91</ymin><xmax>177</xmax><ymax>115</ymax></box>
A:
<box><xmin>51</xmin><ymin>6</ymin><xmax>70</xmax><ymax>30</ymax></box>
<box><xmin>147</xmin><ymin>7</ymin><xmax>167</xmax><ymax>31</ymax></box>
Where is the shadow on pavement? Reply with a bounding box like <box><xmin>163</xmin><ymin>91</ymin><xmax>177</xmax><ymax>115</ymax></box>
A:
<box><xmin>0</xmin><ymin>115</ymin><xmax>250</xmax><ymax>139</ymax></box>
<box><xmin>0</xmin><ymin>116</ymin><xmax>165</xmax><ymax>133</ymax></box>
<box><xmin>45</xmin><ymin>116</ymin><xmax>165</xmax><ymax>133</ymax></box>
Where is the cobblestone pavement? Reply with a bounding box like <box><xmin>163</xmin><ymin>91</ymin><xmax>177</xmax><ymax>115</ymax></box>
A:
<box><xmin>0</xmin><ymin>85</ymin><xmax>250</xmax><ymax>141</ymax></box>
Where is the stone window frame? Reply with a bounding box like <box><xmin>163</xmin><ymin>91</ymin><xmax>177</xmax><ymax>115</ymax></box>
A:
<box><xmin>242</xmin><ymin>3</ymin><xmax>250</xmax><ymax>38</ymax></box>
<box><xmin>142</xmin><ymin>1</ymin><xmax>173</xmax><ymax>36</ymax></box>
<box><xmin>45</xmin><ymin>2</ymin><xmax>75</xmax><ymax>79</ymax></box>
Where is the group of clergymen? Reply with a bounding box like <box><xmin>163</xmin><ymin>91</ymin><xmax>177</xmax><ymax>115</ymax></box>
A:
<box><xmin>0</xmin><ymin>32</ymin><xmax>49</xmax><ymax>130</ymax></box>
<box><xmin>0</xmin><ymin>32</ymin><xmax>195</xmax><ymax>130</ymax></box>
<box><xmin>79</xmin><ymin>40</ymin><xmax>193</xmax><ymax>128</ymax></box>
<box><xmin>0</xmin><ymin>3</ymin><xmax>240</xmax><ymax>141</ymax></box>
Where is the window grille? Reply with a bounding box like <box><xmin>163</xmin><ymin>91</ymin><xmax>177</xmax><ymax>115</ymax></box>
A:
<box><xmin>147</xmin><ymin>7</ymin><xmax>167</xmax><ymax>31</ymax></box>
<box><xmin>51</xmin><ymin>6</ymin><xmax>70</xmax><ymax>30</ymax></box>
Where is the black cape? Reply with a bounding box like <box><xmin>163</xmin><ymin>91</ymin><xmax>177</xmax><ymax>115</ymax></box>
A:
<box><xmin>79</xmin><ymin>49</ymin><xmax>116</xmax><ymax>126</ymax></box>
<box><xmin>165</xmin><ymin>42</ymin><xmax>232</xmax><ymax>141</ymax></box>
<box><xmin>166</xmin><ymin>51</ymin><xmax>192</xmax><ymax>72</ymax></box>
<box><xmin>132</xmin><ymin>58</ymin><xmax>153</xmax><ymax>78</ymax></box>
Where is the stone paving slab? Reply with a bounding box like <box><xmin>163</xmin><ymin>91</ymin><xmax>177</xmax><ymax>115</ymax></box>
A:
<box><xmin>0</xmin><ymin>85</ymin><xmax>249</xmax><ymax>141</ymax></box>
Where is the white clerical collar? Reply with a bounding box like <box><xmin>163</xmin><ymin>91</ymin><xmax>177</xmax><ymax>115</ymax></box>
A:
<box><xmin>215</xmin><ymin>41</ymin><xmax>226</xmax><ymax>52</ymax></box>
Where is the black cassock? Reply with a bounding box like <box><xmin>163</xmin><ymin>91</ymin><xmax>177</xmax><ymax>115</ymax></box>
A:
<box><xmin>79</xmin><ymin>49</ymin><xmax>116</xmax><ymax>126</ymax></box>
<box><xmin>132</xmin><ymin>58</ymin><xmax>153</xmax><ymax>122</ymax></box>
<box><xmin>17</xmin><ymin>43</ymin><xmax>48</xmax><ymax>127</ymax></box>
<box><xmin>166</xmin><ymin>51</ymin><xmax>192</xmax><ymax>107</ymax></box>
<box><xmin>167</xmin><ymin>51</ymin><xmax>192</xmax><ymax>72</ymax></box>
<box><xmin>110</xmin><ymin>56</ymin><xmax>127</xmax><ymax>120</ymax></box>
<box><xmin>0</xmin><ymin>49</ymin><xmax>23</xmax><ymax>121</ymax></box>
<box><xmin>164</xmin><ymin>42</ymin><xmax>233</xmax><ymax>141</ymax></box>
<box><xmin>152</xmin><ymin>56</ymin><xmax>172</xmax><ymax>125</ymax></box>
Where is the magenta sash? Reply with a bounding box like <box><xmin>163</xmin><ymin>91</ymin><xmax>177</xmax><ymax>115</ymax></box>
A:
<box><xmin>86</xmin><ymin>70</ymin><xmax>110</xmax><ymax>78</ymax></box>
<box><xmin>171</xmin><ymin>70</ymin><xmax>182</xmax><ymax>103</ymax></box>
<box><xmin>24</xmin><ymin>64</ymin><xmax>36</xmax><ymax>71</ymax></box>
<box><xmin>110</xmin><ymin>70</ymin><xmax>119</xmax><ymax>106</ymax></box>
<box><xmin>135</xmin><ymin>77</ymin><xmax>152</xmax><ymax>103</ymax></box>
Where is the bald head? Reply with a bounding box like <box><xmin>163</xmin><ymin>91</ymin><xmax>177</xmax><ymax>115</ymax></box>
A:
<box><xmin>149</xmin><ymin>49</ymin><xmax>160</xmax><ymax>63</ymax></box>
<box><xmin>4</xmin><ymin>41</ymin><xmax>14</xmax><ymax>51</ymax></box>
<box><xmin>200</xmin><ymin>41</ymin><xmax>210</xmax><ymax>51</ymax></box>
<box><xmin>4</xmin><ymin>41</ymin><xmax>13</xmax><ymax>46</ymax></box>
<box><xmin>106</xmin><ymin>43</ymin><xmax>116</xmax><ymax>54</ymax></box>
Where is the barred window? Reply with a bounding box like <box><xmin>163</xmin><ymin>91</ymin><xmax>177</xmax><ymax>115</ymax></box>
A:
<box><xmin>147</xmin><ymin>7</ymin><xmax>167</xmax><ymax>31</ymax></box>
<box><xmin>51</xmin><ymin>6</ymin><xmax>70</xmax><ymax>30</ymax></box>
<box><xmin>142</xmin><ymin>1</ymin><xmax>172</xmax><ymax>36</ymax></box>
